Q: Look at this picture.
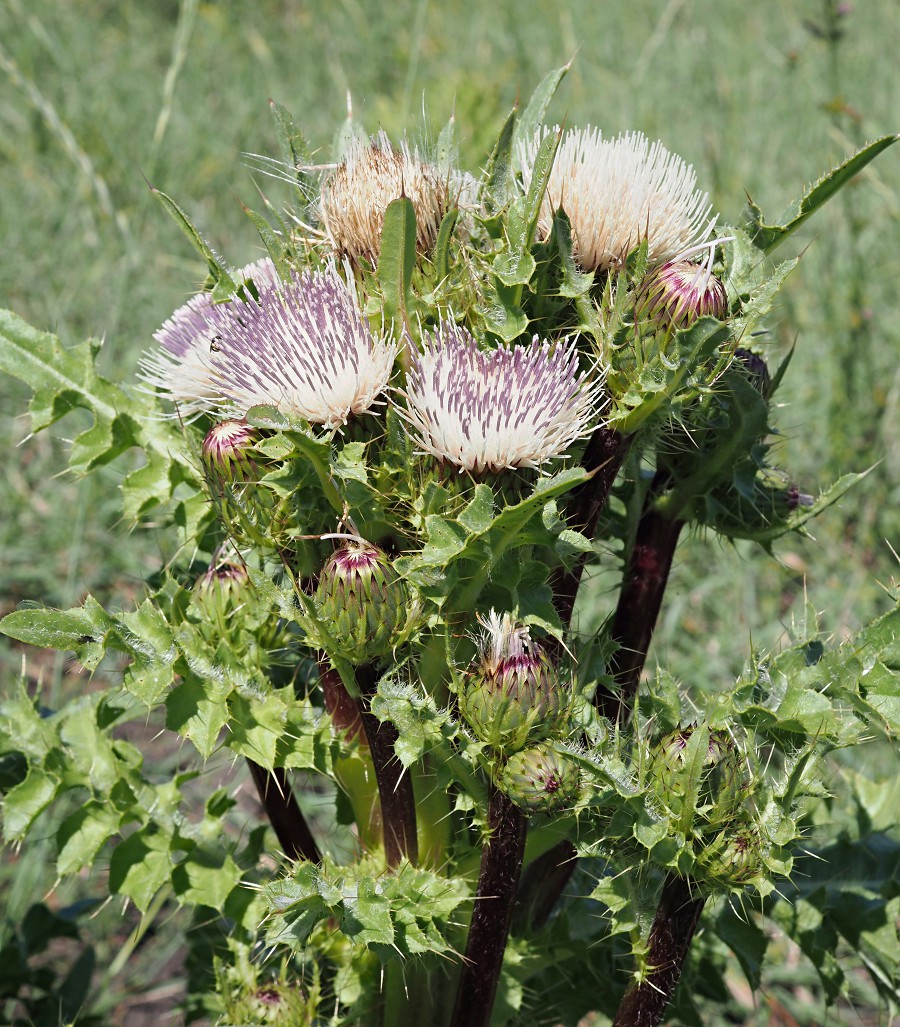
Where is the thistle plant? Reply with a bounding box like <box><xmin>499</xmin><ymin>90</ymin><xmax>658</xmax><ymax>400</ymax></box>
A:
<box><xmin>1</xmin><ymin>66</ymin><xmax>899</xmax><ymax>1027</ymax></box>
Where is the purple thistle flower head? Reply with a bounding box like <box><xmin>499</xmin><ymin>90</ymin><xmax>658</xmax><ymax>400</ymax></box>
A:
<box><xmin>141</xmin><ymin>260</ymin><xmax>396</xmax><ymax>426</ymax></box>
<box><xmin>400</xmin><ymin>322</ymin><xmax>601</xmax><ymax>474</ymax></box>
<box><xmin>139</xmin><ymin>258</ymin><xmax>282</xmax><ymax>420</ymax></box>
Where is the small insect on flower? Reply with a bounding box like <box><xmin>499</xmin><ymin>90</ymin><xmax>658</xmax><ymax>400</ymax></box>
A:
<box><xmin>520</xmin><ymin>127</ymin><xmax>717</xmax><ymax>273</ymax></box>
<box><xmin>319</xmin><ymin>131</ymin><xmax>450</xmax><ymax>266</ymax></box>
<box><xmin>400</xmin><ymin>321</ymin><xmax>601</xmax><ymax>474</ymax></box>
<box><xmin>142</xmin><ymin>261</ymin><xmax>397</xmax><ymax>427</ymax></box>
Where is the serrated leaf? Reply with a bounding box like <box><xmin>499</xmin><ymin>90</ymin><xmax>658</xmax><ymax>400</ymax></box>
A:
<box><xmin>0</xmin><ymin>310</ymin><xmax>194</xmax><ymax>510</ymax></box>
<box><xmin>151</xmin><ymin>187</ymin><xmax>236</xmax><ymax>289</ymax></box>
<box><xmin>56</xmin><ymin>801</ymin><xmax>121</xmax><ymax>876</ymax></box>
<box><xmin>172</xmin><ymin>850</ymin><xmax>242</xmax><ymax>909</ymax></box>
<box><xmin>243</xmin><ymin>204</ymin><xmax>293</xmax><ymax>278</ymax></box>
<box><xmin>482</xmin><ymin>107</ymin><xmax>518</xmax><ymax>214</ymax></box>
<box><xmin>0</xmin><ymin>597</ymin><xmax>118</xmax><ymax>671</ymax></box>
<box><xmin>2</xmin><ymin>766</ymin><xmax>59</xmax><ymax>840</ymax></box>
<box><xmin>165</xmin><ymin>676</ymin><xmax>230</xmax><ymax>758</ymax></box>
<box><xmin>512</xmin><ymin>63</ymin><xmax>570</xmax><ymax>163</ymax></box>
<box><xmin>108</xmin><ymin>825</ymin><xmax>172</xmax><ymax>912</ymax></box>
<box><xmin>269</xmin><ymin>99</ymin><xmax>314</xmax><ymax>198</ymax></box>
<box><xmin>449</xmin><ymin>468</ymin><xmax>589</xmax><ymax>613</ymax></box>
<box><xmin>457</xmin><ymin>484</ymin><xmax>496</xmax><ymax>533</ymax></box>
<box><xmin>742</xmin><ymin>135</ymin><xmax>899</xmax><ymax>253</ymax></box>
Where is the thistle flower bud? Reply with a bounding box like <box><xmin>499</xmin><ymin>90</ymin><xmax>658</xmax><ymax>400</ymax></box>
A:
<box><xmin>460</xmin><ymin>612</ymin><xmax>564</xmax><ymax>751</ymax></box>
<box><xmin>201</xmin><ymin>419</ymin><xmax>260</xmax><ymax>493</ymax></box>
<box><xmin>636</xmin><ymin>257</ymin><xmax>728</xmax><ymax>329</ymax></box>
<box><xmin>499</xmin><ymin>743</ymin><xmax>580</xmax><ymax>815</ymax></box>
<box><xmin>193</xmin><ymin>560</ymin><xmax>251</xmax><ymax>623</ymax></box>
<box><xmin>650</xmin><ymin>726</ymin><xmax>750</xmax><ymax>829</ymax></box>
<box><xmin>733</xmin><ymin>348</ymin><xmax>772</xmax><ymax>398</ymax></box>
<box><xmin>315</xmin><ymin>542</ymin><xmax>406</xmax><ymax>663</ymax></box>
<box><xmin>696</xmin><ymin>828</ymin><xmax>764</xmax><ymax>888</ymax></box>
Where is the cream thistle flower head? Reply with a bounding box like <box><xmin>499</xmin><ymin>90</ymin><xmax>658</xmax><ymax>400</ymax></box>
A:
<box><xmin>319</xmin><ymin>131</ymin><xmax>450</xmax><ymax>265</ymax></box>
<box><xmin>521</xmin><ymin>127</ymin><xmax>716</xmax><ymax>273</ymax></box>
<box><xmin>142</xmin><ymin>261</ymin><xmax>396</xmax><ymax>427</ymax></box>
<box><xmin>400</xmin><ymin>321</ymin><xmax>600</xmax><ymax>474</ymax></box>
<box><xmin>139</xmin><ymin>258</ymin><xmax>282</xmax><ymax>420</ymax></box>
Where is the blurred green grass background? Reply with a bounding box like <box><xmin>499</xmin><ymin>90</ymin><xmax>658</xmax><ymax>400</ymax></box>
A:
<box><xmin>1</xmin><ymin>0</ymin><xmax>898</xmax><ymax>1021</ymax></box>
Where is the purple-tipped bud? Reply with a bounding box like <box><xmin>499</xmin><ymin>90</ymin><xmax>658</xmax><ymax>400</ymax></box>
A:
<box><xmin>201</xmin><ymin>419</ymin><xmax>260</xmax><ymax>492</ymax></box>
<box><xmin>315</xmin><ymin>542</ymin><xmax>407</xmax><ymax>663</ymax></box>
<box><xmin>499</xmin><ymin>743</ymin><xmax>580</xmax><ymax>815</ymax></box>
<box><xmin>193</xmin><ymin>560</ymin><xmax>251</xmax><ymax>623</ymax></box>
<box><xmin>733</xmin><ymin>348</ymin><xmax>772</xmax><ymax>398</ymax></box>
<box><xmin>637</xmin><ymin>258</ymin><xmax>728</xmax><ymax>329</ymax></box>
<box><xmin>460</xmin><ymin>612</ymin><xmax>564</xmax><ymax>751</ymax></box>
<box><xmin>697</xmin><ymin>828</ymin><xmax>763</xmax><ymax>887</ymax></box>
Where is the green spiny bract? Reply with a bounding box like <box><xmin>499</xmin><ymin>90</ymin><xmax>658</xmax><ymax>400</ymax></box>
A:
<box><xmin>460</xmin><ymin>611</ymin><xmax>565</xmax><ymax>752</ymax></box>
<box><xmin>649</xmin><ymin>725</ymin><xmax>751</xmax><ymax>829</ymax></box>
<box><xmin>499</xmin><ymin>743</ymin><xmax>580</xmax><ymax>814</ymax></box>
<box><xmin>314</xmin><ymin>542</ymin><xmax>407</xmax><ymax>664</ymax></box>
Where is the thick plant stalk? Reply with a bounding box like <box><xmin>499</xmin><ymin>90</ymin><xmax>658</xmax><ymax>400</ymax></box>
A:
<box><xmin>451</xmin><ymin>786</ymin><xmax>527</xmax><ymax>1027</ymax></box>
<box><xmin>321</xmin><ymin>664</ymin><xmax>383</xmax><ymax>851</ymax></box>
<box><xmin>595</xmin><ymin>496</ymin><xmax>685</xmax><ymax>724</ymax></box>
<box><xmin>532</xmin><ymin>481</ymin><xmax>686</xmax><ymax>957</ymax></box>
<box><xmin>553</xmin><ymin>427</ymin><xmax>632</xmax><ymax>626</ymax></box>
<box><xmin>612</xmin><ymin>873</ymin><xmax>706</xmax><ymax>1027</ymax></box>
<box><xmin>355</xmin><ymin>663</ymin><xmax>419</xmax><ymax>867</ymax></box>
<box><xmin>246</xmin><ymin>761</ymin><xmax>321</xmax><ymax>864</ymax></box>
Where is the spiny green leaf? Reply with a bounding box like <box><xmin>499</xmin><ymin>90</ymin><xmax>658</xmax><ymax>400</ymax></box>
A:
<box><xmin>0</xmin><ymin>310</ymin><xmax>195</xmax><ymax>510</ymax></box>
<box><xmin>165</xmin><ymin>676</ymin><xmax>230</xmax><ymax>758</ymax></box>
<box><xmin>0</xmin><ymin>597</ymin><xmax>118</xmax><ymax>671</ymax></box>
<box><xmin>172</xmin><ymin>850</ymin><xmax>242</xmax><ymax>909</ymax></box>
<box><xmin>2</xmin><ymin>766</ymin><xmax>60</xmax><ymax>841</ymax></box>
<box><xmin>108</xmin><ymin>825</ymin><xmax>172</xmax><ymax>912</ymax></box>
<box><xmin>151</xmin><ymin>186</ymin><xmax>236</xmax><ymax>290</ymax></box>
<box><xmin>56</xmin><ymin>802</ymin><xmax>122</xmax><ymax>876</ymax></box>
<box><xmin>377</xmin><ymin>196</ymin><xmax>417</xmax><ymax>335</ymax></box>
<box><xmin>482</xmin><ymin>106</ymin><xmax>518</xmax><ymax>215</ymax></box>
<box><xmin>742</xmin><ymin>135</ymin><xmax>899</xmax><ymax>253</ymax></box>
<box><xmin>512</xmin><ymin>63</ymin><xmax>570</xmax><ymax>163</ymax></box>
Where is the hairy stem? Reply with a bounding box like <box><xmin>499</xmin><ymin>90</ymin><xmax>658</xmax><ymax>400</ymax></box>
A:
<box><xmin>612</xmin><ymin>873</ymin><xmax>706</xmax><ymax>1027</ymax></box>
<box><xmin>246</xmin><ymin>760</ymin><xmax>321</xmax><ymax>863</ymax></box>
<box><xmin>552</xmin><ymin>428</ymin><xmax>632</xmax><ymax>626</ymax></box>
<box><xmin>355</xmin><ymin>663</ymin><xmax>419</xmax><ymax>867</ymax></box>
<box><xmin>595</xmin><ymin>491</ymin><xmax>684</xmax><ymax>724</ymax></box>
<box><xmin>451</xmin><ymin>787</ymin><xmax>527</xmax><ymax>1027</ymax></box>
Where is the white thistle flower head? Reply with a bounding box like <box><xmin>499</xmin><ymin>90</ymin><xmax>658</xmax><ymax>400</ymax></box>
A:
<box><xmin>521</xmin><ymin>127</ymin><xmax>717</xmax><ymax>273</ymax></box>
<box><xmin>319</xmin><ymin>131</ymin><xmax>450</xmax><ymax>265</ymax></box>
<box><xmin>139</xmin><ymin>258</ymin><xmax>283</xmax><ymax>420</ymax></box>
<box><xmin>400</xmin><ymin>321</ymin><xmax>601</xmax><ymax>474</ymax></box>
<box><xmin>479</xmin><ymin>610</ymin><xmax>535</xmax><ymax>673</ymax></box>
<box><xmin>142</xmin><ymin>261</ymin><xmax>397</xmax><ymax>427</ymax></box>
